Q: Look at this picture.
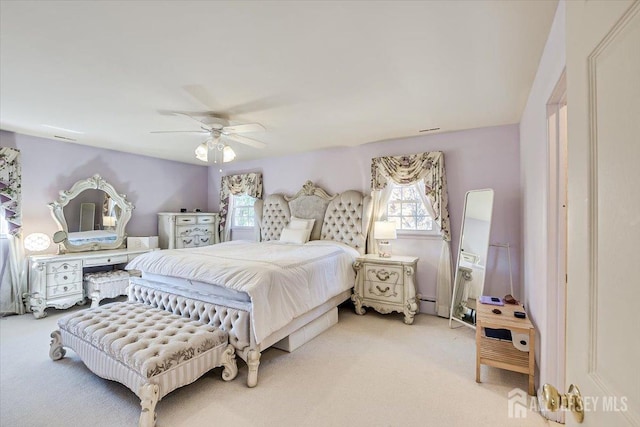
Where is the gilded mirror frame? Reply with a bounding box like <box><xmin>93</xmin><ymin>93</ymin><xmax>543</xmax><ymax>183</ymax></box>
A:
<box><xmin>49</xmin><ymin>174</ymin><xmax>134</xmax><ymax>253</ymax></box>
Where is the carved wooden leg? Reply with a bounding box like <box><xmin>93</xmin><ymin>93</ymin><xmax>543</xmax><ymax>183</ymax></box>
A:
<box><xmin>29</xmin><ymin>294</ymin><xmax>47</xmax><ymax>319</ymax></box>
<box><xmin>138</xmin><ymin>383</ymin><xmax>159</xmax><ymax>427</ymax></box>
<box><xmin>246</xmin><ymin>350</ymin><xmax>261</xmax><ymax>388</ymax></box>
<box><xmin>90</xmin><ymin>291</ymin><xmax>100</xmax><ymax>308</ymax></box>
<box><xmin>351</xmin><ymin>294</ymin><xmax>366</xmax><ymax>315</ymax></box>
<box><xmin>49</xmin><ymin>330</ymin><xmax>66</xmax><ymax>361</ymax></box>
<box><xmin>403</xmin><ymin>297</ymin><xmax>418</xmax><ymax>325</ymax></box>
<box><xmin>221</xmin><ymin>345</ymin><xmax>238</xmax><ymax>381</ymax></box>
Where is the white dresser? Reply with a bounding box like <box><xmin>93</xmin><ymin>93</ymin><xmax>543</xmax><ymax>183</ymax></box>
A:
<box><xmin>157</xmin><ymin>212</ymin><xmax>220</xmax><ymax>249</ymax></box>
<box><xmin>26</xmin><ymin>248</ymin><xmax>154</xmax><ymax>319</ymax></box>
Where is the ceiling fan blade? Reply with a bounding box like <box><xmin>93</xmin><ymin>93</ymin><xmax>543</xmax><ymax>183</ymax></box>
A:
<box><xmin>150</xmin><ymin>130</ymin><xmax>209</xmax><ymax>134</ymax></box>
<box><xmin>173</xmin><ymin>112</ymin><xmax>213</xmax><ymax>130</ymax></box>
<box><xmin>222</xmin><ymin>123</ymin><xmax>265</xmax><ymax>133</ymax></box>
<box><xmin>224</xmin><ymin>133</ymin><xmax>267</xmax><ymax>149</ymax></box>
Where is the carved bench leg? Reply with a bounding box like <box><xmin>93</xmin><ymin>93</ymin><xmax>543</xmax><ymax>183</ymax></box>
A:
<box><xmin>138</xmin><ymin>383</ymin><xmax>159</xmax><ymax>427</ymax></box>
<box><xmin>221</xmin><ymin>345</ymin><xmax>238</xmax><ymax>381</ymax></box>
<box><xmin>49</xmin><ymin>330</ymin><xmax>66</xmax><ymax>361</ymax></box>
<box><xmin>90</xmin><ymin>290</ymin><xmax>100</xmax><ymax>308</ymax></box>
<box><xmin>246</xmin><ymin>349</ymin><xmax>261</xmax><ymax>388</ymax></box>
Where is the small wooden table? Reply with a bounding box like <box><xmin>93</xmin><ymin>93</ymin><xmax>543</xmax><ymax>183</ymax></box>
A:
<box><xmin>475</xmin><ymin>302</ymin><xmax>535</xmax><ymax>395</ymax></box>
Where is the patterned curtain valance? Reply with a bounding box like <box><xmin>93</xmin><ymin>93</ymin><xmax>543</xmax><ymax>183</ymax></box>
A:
<box><xmin>0</xmin><ymin>147</ymin><xmax>22</xmax><ymax>236</ymax></box>
<box><xmin>219</xmin><ymin>172</ymin><xmax>263</xmax><ymax>238</ymax></box>
<box><xmin>371</xmin><ymin>151</ymin><xmax>451</xmax><ymax>241</ymax></box>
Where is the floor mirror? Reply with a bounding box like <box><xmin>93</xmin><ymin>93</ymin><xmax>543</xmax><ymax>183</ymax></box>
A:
<box><xmin>449</xmin><ymin>188</ymin><xmax>494</xmax><ymax>329</ymax></box>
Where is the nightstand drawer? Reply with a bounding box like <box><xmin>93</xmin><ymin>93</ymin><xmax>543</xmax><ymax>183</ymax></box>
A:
<box><xmin>46</xmin><ymin>260</ymin><xmax>81</xmax><ymax>275</ymax></box>
<box><xmin>364</xmin><ymin>279</ymin><xmax>403</xmax><ymax>304</ymax></box>
<box><xmin>47</xmin><ymin>281</ymin><xmax>82</xmax><ymax>299</ymax></box>
<box><xmin>84</xmin><ymin>254</ymin><xmax>128</xmax><ymax>267</ymax></box>
<box><xmin>364</xmin><ymin>265</ymin><xmax>404</xmax><ymax>286</ymax></box>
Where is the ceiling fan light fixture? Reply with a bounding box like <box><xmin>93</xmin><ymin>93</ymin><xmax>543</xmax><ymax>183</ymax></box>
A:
<box><xmin>223</xmin><ymin>145</ymin><xmax>236</xmax><ymax>163</ymax></box>
<box><xmin>195</xmin><ymin>142</ymin><xmax>208</xmax><ymax>162</ymax></box>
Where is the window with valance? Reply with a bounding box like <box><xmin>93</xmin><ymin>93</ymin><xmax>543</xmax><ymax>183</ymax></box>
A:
<box><xmin>219</xmin><ymin>172</ymin><xmax>263</xmax><ymax>242</ymax></box>
<box><xmin>370</xmin><ymin>151</ymin><xmax>453</xmax><ymax>317</ymax></box>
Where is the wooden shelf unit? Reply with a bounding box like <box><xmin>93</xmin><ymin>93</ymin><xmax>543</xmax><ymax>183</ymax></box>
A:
<box><xmin>475</xmin><ymin>302</ymin><xmax>535</xmax><ymax>395</ymax></box>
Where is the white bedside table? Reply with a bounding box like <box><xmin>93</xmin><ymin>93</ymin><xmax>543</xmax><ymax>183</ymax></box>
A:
<box><xmin>351</xmin><ymin>254</ymin><xmax>419</xmax><ymax>324</ymax></box>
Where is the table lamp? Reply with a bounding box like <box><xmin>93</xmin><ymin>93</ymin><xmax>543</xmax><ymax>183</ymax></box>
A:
<box><xmin>374</xmin><ymin>221</ymin><xmax>397</xmax><ymax>257</ymax></box>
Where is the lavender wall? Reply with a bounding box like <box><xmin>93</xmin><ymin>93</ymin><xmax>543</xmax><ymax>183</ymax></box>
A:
<box><xmin>1</xmin><ymin>130</ymin><xmax>209</xmax><ymax>254</ymax></box>
<box><xmin>209</xmin><ymin>124</ymin><xmax>521</xmax><ymax>312</ymax></box>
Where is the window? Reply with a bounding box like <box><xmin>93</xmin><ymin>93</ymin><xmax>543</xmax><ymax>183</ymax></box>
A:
<box><xmin>232</xmin><ymin>194</ymin><xmax>257</xmax><ymax>228</ymax></box>
<box><xmin>386</xmin><ymin>182</ymin><xmax>434</xmax><ymax>232</ymax></box>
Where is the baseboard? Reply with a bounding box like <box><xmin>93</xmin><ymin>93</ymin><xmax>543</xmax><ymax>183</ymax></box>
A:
<box><xmin>273</xmin><ymin>307</ymin><xmax>338</xmax><ymax>352</ymax></box>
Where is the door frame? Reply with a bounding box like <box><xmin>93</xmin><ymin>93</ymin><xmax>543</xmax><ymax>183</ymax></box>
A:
<box><xmin>543</xmin><ymin>70</ymin><xmax>568</xmax><ymax>423</ymax></box>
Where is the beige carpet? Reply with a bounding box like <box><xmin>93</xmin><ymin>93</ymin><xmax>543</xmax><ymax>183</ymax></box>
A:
<box><xmin>0</xmin><ymin>302</ymin><xmax>551</xmax><ymax>427</ymax></box>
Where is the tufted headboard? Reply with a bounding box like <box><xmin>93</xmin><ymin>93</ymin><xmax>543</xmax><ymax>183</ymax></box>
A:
<box><xmin>254</xmin><ymin>181</ymin><xmax>372</xmax><ymax>255</ymax></box>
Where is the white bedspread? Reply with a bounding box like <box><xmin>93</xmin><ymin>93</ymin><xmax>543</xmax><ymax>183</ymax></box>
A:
<box><xmin>126</xmin><ymin>240</ymin><xmax>359</xmax><ymax>343</ymax></box>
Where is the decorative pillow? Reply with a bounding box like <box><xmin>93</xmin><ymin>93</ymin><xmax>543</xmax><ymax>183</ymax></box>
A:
<box><xmin>279</xmin><ymin>227</ymin><xmax>310</xmax><ymax>244</ymax></box>
<box><xmin>289</xmin><ymin>216</ymin><xmax>315</xmax><ymax>231</ymax></box>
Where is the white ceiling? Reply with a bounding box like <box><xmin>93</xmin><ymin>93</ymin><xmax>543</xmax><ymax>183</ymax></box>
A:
<box><xmin>0</xmin><ymin>1</ymin><xmax>558</xmax><ymax>165</ymax></box>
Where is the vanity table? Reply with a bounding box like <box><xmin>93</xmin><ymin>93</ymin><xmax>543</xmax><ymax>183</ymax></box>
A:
<box><xmin>26</xmin><ymin>248</ymin><xmax>154</xmax><ymax>319</ymax></box>
<box><xmin>27</xmin><ymin>174</ymin><xmax>150</xmax><ymax>318</ymax></box>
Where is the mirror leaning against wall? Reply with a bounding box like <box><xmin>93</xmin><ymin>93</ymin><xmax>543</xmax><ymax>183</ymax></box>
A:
<box><xmin>449</xmin><ymin>188</ymin><xmax>494</xmax><ymax>329</ymax></box>
<box><xmin>49</xmin><ymin>174</ymin><xmax>134</xmax><ymax>253</ymax></box>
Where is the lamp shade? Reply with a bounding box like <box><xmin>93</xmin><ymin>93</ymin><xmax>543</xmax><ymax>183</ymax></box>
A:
<box><xmin>24</xmin><ymin>233</ymin><xmax>51</xmax><ymax>252</ymax></box>
<box><xmin>374</xmin><ymin>221</ymin><xmax>397</xmax><ymax>240</ymax></box>
<box><xmin>195</xmin><ymin>143</ymin><xmax>208</xmax><ymax>162</ymax></box>
<box><xmin>223</xmin><ymin>145</ymin><xmax>236</xmax><ymax>162</ymax></box>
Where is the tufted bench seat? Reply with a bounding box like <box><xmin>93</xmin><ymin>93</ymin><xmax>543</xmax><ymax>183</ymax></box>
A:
<box><xmin>50</xmin><ymin>301</ymin><xmax>237</xmax><ymax>427</ymax></box>
<box><xmin>84</xmin><ymin>269</ymin><xmax>141</xmax><ymax>308</ymax></box>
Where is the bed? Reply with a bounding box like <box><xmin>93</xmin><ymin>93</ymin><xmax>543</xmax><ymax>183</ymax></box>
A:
<box><xmin>125</xmin><ymin>181</ymin><xmax>371</xmax><ymax>387</ymax></box>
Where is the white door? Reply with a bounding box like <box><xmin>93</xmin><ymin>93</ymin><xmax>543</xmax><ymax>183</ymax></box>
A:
<box><xmin>565</xmin><ymin>1</ymin><xmax>640</xmax><ymax>425</ymax></box>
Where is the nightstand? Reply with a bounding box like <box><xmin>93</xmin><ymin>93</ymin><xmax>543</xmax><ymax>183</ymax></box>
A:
<box><xmin>351</xmin><ymin>254</ymin><xmax>419</xmax><ymax>324</ymax></box>
<box><xmin>475</xmin><ymin>302</ymin><xmax>536</xmax><ymax>395</ymax></box>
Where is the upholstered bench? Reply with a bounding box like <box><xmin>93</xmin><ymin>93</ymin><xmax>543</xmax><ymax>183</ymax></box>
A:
<box><xmin>84</xmin><ymin>270</ymin><xmax>141</xmax><ymax>308</ymax></box>
<box><xmin>50</xmin><ymin>301</ymin><xmax>237</xmax><ymax>427</ymax></box>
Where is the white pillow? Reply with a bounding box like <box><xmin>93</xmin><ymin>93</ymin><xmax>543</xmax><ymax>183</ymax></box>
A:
<box><xmin>289</xmin><ymin>216</ymin><xmax>315</xmax><ymax>231</ymax></box>
<box><xmin>280</xmin><ymin>227</ymin><xmax>310</xmax><ymax>244</ymax></box>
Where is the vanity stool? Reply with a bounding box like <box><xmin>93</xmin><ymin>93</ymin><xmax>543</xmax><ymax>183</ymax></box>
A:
<box><xmin>84</xmin><ymin>270</ymin><xmax>141</xmax><ymax>308</ymax></box>
<box><xmin>50</xmin><ymin>301</ymin><xmax>238</xmax><ymax>427</ymax></box>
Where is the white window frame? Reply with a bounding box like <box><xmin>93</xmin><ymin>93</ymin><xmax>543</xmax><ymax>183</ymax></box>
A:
<box><xmin>385</xmin><ymin>182</ymin><xmax>440</xmax><ymax>238</ymax></box>
<box><xmin>231</xmin><ymin>193</ymin><xmax>257</xmax><ymax>230</ymax></box>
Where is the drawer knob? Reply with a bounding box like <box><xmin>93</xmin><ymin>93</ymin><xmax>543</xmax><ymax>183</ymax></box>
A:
<box><xmin>107</xmin><ymin>258</ymin><xmax>111</xmax><ymax>263</ymax></box>
<box><xmin>376</xmin><ymin>285</ymin><xmax>390</xmax><ymax>293</ymax></box>
<box><xmin>63</xmin><ymin>286</ymin><xmax>68</xmax><ymax>291</ymax></box>
<box><xmin>63</xmin><ymin>276</ymin><xmax>68</xmax><ymax>281</ymax></box>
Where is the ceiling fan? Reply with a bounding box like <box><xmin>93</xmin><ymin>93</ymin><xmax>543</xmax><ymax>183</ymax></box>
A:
<box><xmin>151</xmin><ymin>112</ymin><xmax>267</xmax><ymax>163</ymax></box>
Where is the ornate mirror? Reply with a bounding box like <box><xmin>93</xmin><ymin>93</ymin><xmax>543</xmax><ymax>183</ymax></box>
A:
<box><xmin>49</xmin><ymin>175</ymin><xmax>134</xmax><ymax>253</ymax></box>
<box><xmin>449</xmin><ymin>188</ymin><xmax>494</xmax><ymax>329</ymax></box>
